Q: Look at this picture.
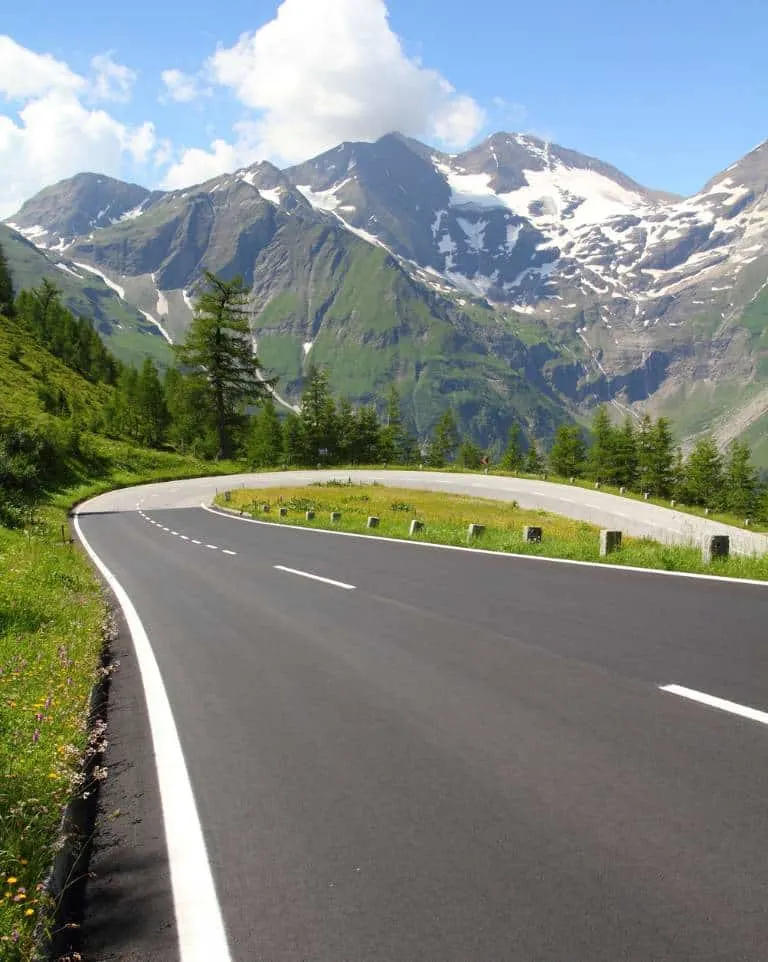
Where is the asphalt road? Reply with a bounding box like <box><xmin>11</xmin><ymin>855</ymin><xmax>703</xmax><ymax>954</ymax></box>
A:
<box><xmin>76</xmin><ymin>480</ymin><xmax>768</xmax><ymax>961</ymax></box>
<box><xmin>87</xmin><ymin>469</ymin><xmax>768</xmax><ymax>555</ymax></box>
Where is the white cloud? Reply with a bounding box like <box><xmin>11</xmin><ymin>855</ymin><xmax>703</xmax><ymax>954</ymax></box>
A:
<box><xmin>0</xmin><ymin>35</ymin><xmax>84</xmax><ymax>100</ymax></box>
<box><xmin>90</xmin><ymin>53</ymin><xmax>136</xmax><ymax>103</ymax></box>
<box><xmin>161</xmin><ymin>134</ymin><xmax>248</xmax><ymax>189</ymax></box>
<box><xmin>0</xmin><ymin>38</ymin><xmax>156</xmax><ymax>217</ymax></box>
<box><xmin>162</xmin><ymin>0</ymin><xmax>487</xmax><ymax>188</ymax></box>
<box><xmin>160</xmin><ymin>68</ymin><xmax>204</xmax><ymax>104</ymax></box>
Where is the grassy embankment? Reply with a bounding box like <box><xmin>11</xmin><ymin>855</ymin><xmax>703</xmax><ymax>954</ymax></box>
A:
<box><xmin>1</xmin><ymin>314</ymin><xmax>242</xmax><ymax>956</ymax></box>
<box><xmin>217</xmin><ymin>482</ymin><xmax>768</xmax><ymax>581</ymax></box>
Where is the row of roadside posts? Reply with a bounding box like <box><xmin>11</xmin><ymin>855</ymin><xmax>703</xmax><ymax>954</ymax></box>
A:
<box><xmin>223</xmin><ymin>496</ymin><xmax>734</xmax><ymax>565</ymax></box>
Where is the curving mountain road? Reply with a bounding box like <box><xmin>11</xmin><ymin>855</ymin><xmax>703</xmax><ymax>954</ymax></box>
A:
<box><xmin>74</xmin><ymin>473</ymin><xmax>768</xmax><ymax>961</ymax></box>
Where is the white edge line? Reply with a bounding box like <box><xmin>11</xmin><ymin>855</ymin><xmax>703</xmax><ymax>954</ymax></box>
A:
<box><xmin>660</xmin><ymin>684</ymin><xmax>768</xmax><ymax>726</ymax></box>
<box><xmin>200</xmin><ymin>504</ymin><xmax>768</xmax><ymax>589</ymax></box>
<box><xmin>73</xmin><ymin>509</ymin><xmax>233</xmax><ymax>962</ymax></box>
<box><xmin>274</xmin><ymin>564</ymin><xmax>355</xmax><ymax>591</ymax></box>
<box><xmin>222</xmin><ymin>549</ymin><xmax>237</xmax><ymax>556</ymax></box>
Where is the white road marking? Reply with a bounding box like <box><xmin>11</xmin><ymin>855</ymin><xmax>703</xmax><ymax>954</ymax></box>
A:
<box><xmin>73</xmin><ymin>510</ymin><xmax>233</xmax><ymax>962</ymax></box>
<box><xmin>274</xmin><ymin>565</ymin><xmax>356</xmax><ymax>591</ymax></box>
<box><xmin>222</xmin><ymin>549</ymin><xmax>237</xmax><ymax>556</ymax></box>
<box><xmin>192</xmin><ymin>540</ymin><xmax>202</xmax><ymax>545</ymax></box>
<box><xmin>203</xmin><ymin>505</ymin><xmax>768</xmax><ymax>589</ymax></box>
<box><xmin>660</xmin><ymin>685</ymin><xmax>768</xmax><ymax>726</ymax></box>
<box><xmin>171</xmin><ymin>531</ymin><xmax>179</xmax><ymax>536</ymax></box>
<box><xmin>162</xmin><ymin>527</ymin><xmax>170</xmax><ymax>532</ymax></box>
<box><xmin>206</xmin><ymin>544</ymin><xmax>218</xmax><ymax>550</ymax></box>
<box><xmin>180</xmin><ymin>535</ymin><xmax>190</xmax><ymax>541</ymax></box>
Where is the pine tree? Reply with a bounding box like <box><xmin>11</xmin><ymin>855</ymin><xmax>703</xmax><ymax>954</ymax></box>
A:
<box><xmin>247</xmin><ymin>399</ymin><xmax>284</xmax><ymax>468</ymax></box>
<box><xmin>588</xmin><ymin>406</ymin><xmax>616</xmax><ymax>482</ymax></box>
<box><xmin>612</xmin><ymin>417</ymin><xmax>639</xmax><ymax>488</ymax></box>
<box><xmin>298</xmin><ymin>366</ymin><xmax>338</xmax><ymax>464</ymax></box>
<box><xmin>457</xmin><ymin>438</ymin><xmax>484</xmax><ymax>469</ymax></box>
<box><xmin>723</xmin><ymin>440</ymin><xmax>759</xmax><ymax>518</ymax></box>
<box><xmin>335</xmin><ymin>397</ymin><xmax>357</xmax><ymax>464</ymax></box>
<box><xmin>427</xmin><ymin>409</ymin><xmax>459</xmax><ymax>468</ymax></box>
<box><xmin>135</xmin><ymin>358</ymin><xmax>169</xmax><ymax>448</ymax></box>
<box><xmin>0</xmin><ymin>242</ymin><xmax>15</xmax><ymax>317</ymax></box>
<box><xmin>379</xmin><ymin>386</ymin><xmax>410</xmax><ymax>464</ymax></box>
<box><xmin>645</xmin><ymin>417</ymin><xmax>675</xmax><ymax>496</ymax></box>
<box><xmin>684</xmin><ymin>436</ymin><xmax>724</xmax><ymax>507</ymax></box>
<box><xmin>282</xmin><ymin>414</ymin><xmax>304</xmax><ymax>466</ymax></box>
<box><xmin>500</xmin><ymin>423</ymin><xmax>525</xmax><ymax>472</ymax></box>
<box><xmin>164</xmin><ymin>368</ymin><xmax>215</xmax><ymax>456</ymax></box>
<box><xmin>174</xmin><ymin>272</ymin><xmax>274</xmax><ymax>459</ymax></box>
<box><xmin>549</xmin><ymin>424</ymin><xmax>586</xmax><ymax>478</ymax></box>
<box><xmin>356</xmin><ymin>406</ymin><xmax>383</xmax><ymax>463</ymax></box>
<box><xmin>523</xmin><ymin>440</ymin><xmax>544</xmax><ymax>474</ymax></box>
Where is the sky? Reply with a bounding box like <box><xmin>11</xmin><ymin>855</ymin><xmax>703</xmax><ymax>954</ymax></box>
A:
<box><xmin>1</xmin><ymin>0</ymin><xmax>766</xmax><ymax>217</ymax></box>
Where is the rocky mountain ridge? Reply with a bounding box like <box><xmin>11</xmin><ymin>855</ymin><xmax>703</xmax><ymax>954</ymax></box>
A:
<box><xmin>5</xmin><ymin>131</ymin><xmax>768</xmax><ymax>462</ymax></box>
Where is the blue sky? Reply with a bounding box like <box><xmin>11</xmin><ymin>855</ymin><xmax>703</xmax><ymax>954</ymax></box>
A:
<box><xmin>1</xmin><ymin>0</ymin><xmax>766</xmax><ymax>215</ymax></box>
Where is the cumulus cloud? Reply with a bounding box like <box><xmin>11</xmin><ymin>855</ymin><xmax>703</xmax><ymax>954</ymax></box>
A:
<box><xmin>0</xmin><ymin>36</ymin><xmax>155</xmax><ymax>217</ymax></box>
<box><xmin>161</xmin><ymin>122</ymin><xmax>257</xmax><ymax>188</ymax></box>
<box><xmin>90</xmin><ymin>53</ymin><xmax>137</xmax><ymax>103</ymax></box>
<box><xmin>160</xmin><ymin>68</ymin><xmax>205</xmax><ymax>104</ymax></box>
<box><xmin>0</xmin><ymin>35</ymin><xmax>84</xmax><ymax>100</ymax></box>
<box><xmin>164</xmin><ymin>0</ymin><xmax>487</xmax><ymax>187</ymax></box>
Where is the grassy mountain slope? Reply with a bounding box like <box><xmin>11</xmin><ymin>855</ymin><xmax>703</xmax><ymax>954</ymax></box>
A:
<box><xmin>0</xmin><ymin>224</ymin><xmax>172</xmax><ymax>368</ymax></box>
<box><xmin>0</xmin><ymin>313</ymin><xmax>111</xmax><ymax>423</ymax></box>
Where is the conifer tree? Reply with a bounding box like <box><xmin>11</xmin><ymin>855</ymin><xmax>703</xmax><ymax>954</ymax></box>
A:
<box><xmin>174</xmin><ymin>272</ymin><xmax>274</xmax><ymax>459</ymax></box>
<box><xmin>427</xmin><ymin>409</ymin><xmax>459</xmax><ymax>467</ymax></box>
<box><xmin>549</xmin><ymin>424</ymin><xmax>586</xmax><ymax>478</ymax></box>
<box><xmin>0</xmin><ymin>242</ymin><xmax>15</xmax><ymax>317</ymax></box>
<box><xmin>684</xmin><ymin>436</ymin><xmax>723</xmax><ymax>507</ymax></box>
<box><xmin>500</xmin><ymin>423</ymin><xmax>525</xmax><ymax>472</ymax></box>
<box><xmin>247</xmin><ymin>399</ymin><xmax>284</xmax><ymax>468</ymax></box>
<box><xmin>723</xmin><ymin>440</ymin><xmax>759</xmax><ymax>517</ymax></box>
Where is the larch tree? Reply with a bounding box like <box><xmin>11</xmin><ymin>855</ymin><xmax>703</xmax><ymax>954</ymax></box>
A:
<box><xmin>174</xmin><ymin>272</ymin><xmax>275</xmax><ymax>459</ymax></box>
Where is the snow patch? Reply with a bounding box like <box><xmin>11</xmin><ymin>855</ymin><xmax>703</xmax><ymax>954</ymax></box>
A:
<box><xmin>156</xmin><ymin>290</ymin><xmax>169</xmax><ymax>316</ymax></box>
<box><xmin>138</xmin><ymin>309</ymin><xmax>174</xmax><ymax>345</ymax></box>
<box><xmin>456</xmin><ymin>217</ymin><xmax>487</xmax><ymax>253</ymax></box>
<box><xmin>73</xmin><ymin>262</ymin><xmax>125</xmax><ymax>300</ymax></box>
<box><xmin>259</xmin><ymin>187</ymin><xmax>282</xmax><ymax>206</ymax></box>
<box><xmin>296</xmin><ymin>179</ymin><xmax>351</xmax><ymax>212</ymax></box>
<box><xmin>55</xmin><ymin>263</ymin><xmax>83</xmax><ymax>279</ymax></box>
<box><xmin>182</xmin><ymin>290</ymin><xmax>195</xmax><ymax>312</ymax></box>
<box><xmin>303</xmin><ymin>341</ymin><xmax>313</xmax><ymax>356</ymax></box>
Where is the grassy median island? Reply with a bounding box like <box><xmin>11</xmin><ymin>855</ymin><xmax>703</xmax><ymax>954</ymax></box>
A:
<box><xmin>217</xmin><ymin>482</ymin><xmax>768</xmax><ymax>581</ymax></box>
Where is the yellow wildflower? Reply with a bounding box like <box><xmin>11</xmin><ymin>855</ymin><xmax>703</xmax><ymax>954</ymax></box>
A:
<box><xmin>25</xmin><ymin>908</ymin><xmax>35</xmax><ymax>916</ymax></box>
<box><xmin>6</xmin><ymin>878</ymin><xmax>17</xmax><ymax>885</ymax></box>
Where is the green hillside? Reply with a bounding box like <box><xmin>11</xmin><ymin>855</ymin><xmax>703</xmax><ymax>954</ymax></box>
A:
<box><xmin>0</xmin><ymin>224</ymin><xmax>172</xmax><ymax>368</ymax></box>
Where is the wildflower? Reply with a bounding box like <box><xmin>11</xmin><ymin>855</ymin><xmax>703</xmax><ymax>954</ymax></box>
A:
<box><xmin>25</xmin><ymin>908</ymin><xmax>34</xmax><ymax>916</ymax></box>
<box><xmin>6</xmin><ymin>877</ymin><xmax>17</xmax><ymax>885</ymax></box>
<box><xmin>33</xmin><ymin>729</ymin><xmax>40</xmax><ymax>744</ymax></box>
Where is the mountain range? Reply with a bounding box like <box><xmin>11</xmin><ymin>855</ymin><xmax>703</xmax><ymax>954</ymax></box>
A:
<box><xmin>4</xmin><ymin>131</ymin><xmax>767</xmax><ymax>463</ymax></box>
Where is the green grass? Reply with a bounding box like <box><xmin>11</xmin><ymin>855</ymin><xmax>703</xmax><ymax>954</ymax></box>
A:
<box><xmin>216</xmin><ymin>483</ymin><xmax>768</xmax><ymax>580</ymax></box>
<box><xmin>0</xmin><ymin>437</ymin><xmax>243</xmax><ymax>957</ymax></box>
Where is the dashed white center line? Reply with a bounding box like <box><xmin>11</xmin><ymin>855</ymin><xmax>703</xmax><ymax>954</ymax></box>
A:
<box><xmin>274</xmin><ymin>565</ymin><xmax>356</xmax><ymax>591</ymax></box>
<box><xmin>660</xmin><ymin>684</ymin><xmax>768</xmax><ymax>726</ymax></box>
<box><xmin>139</xmin><ymin>511</ymin><xmax>238</xmax><ymax>557</ymax></box>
